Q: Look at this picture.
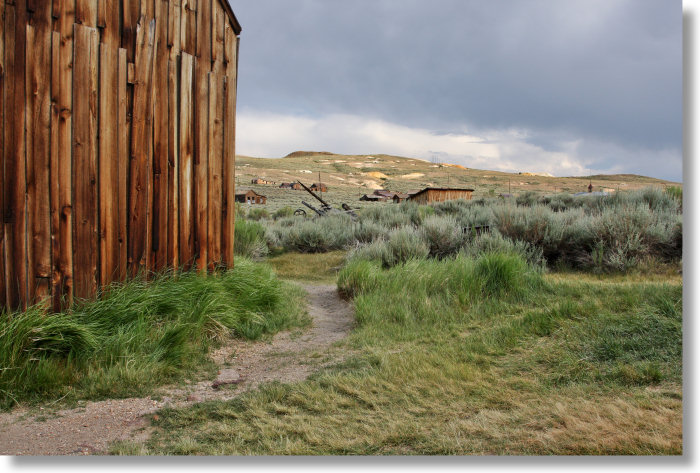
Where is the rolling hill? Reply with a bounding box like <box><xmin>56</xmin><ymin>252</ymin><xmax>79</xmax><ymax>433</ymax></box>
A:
<box><xmin>234</xmin><ymin>151</ymin><xmax>680</xmax><ymax>212</ymax></box>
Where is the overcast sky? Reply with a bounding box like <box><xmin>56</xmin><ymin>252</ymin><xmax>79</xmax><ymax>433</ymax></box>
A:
<box><xmin>229</xmin><ymin>0</ymin><xmax>682</xmax><ymax>181</ymax></box>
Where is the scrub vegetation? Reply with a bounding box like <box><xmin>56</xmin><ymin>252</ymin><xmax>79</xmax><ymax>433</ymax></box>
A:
<box><xmin>242</xmin><ymin>186</ymin><xmax>682</xmax><ymax>273</ymax></box>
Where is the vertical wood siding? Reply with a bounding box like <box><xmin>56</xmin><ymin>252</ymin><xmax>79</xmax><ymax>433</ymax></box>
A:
<box><xmin>1</xmin><ymin>0</ymin><xmax>240</xmax><ymax>311</ymax></box>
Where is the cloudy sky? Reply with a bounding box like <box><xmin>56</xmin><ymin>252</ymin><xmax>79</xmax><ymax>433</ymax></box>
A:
<box><xmin>229</xmin><ymin>0</ymin><xmax>682</xmax><ymax>181</ymax></box>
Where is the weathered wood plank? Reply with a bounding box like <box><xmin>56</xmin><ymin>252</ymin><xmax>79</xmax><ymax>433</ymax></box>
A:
<box><xmin>222</xmin><ymin>30</ymin><xmax>238</xmax><ymax>267</ymax></box>
<box><xmin>56</xmin><ymin>0</ymin><xmax>76</xmax><ymax>307</ymax></box>
<box><xmin>212</xmin><ymin>0</ymin><xmax>225</xmax><ymax>75</ymax></box>
<box><xmin>207</xmin><ymin>72</ymin><xmax>223</xmax><ymax>269</ymax></box>
<box><xmin>50</xmin><ymin>31</ymin><xmax>62</xmax><ymax>311</ymax></box>
<box><xmin>76</xmin><ymin>0</ymin><xmax>98</xmax><ymax>28</ymax></box>
<box><xmin>140</xmin><ymin>0</ymin><xmax>154</xmax><ymax>21</ymax></box>
<box><xmin>196</xmin><ymin>0</ymin><xmax>211</xmax><ymax>63</ymax></box>
<box><xmin>0</xmin><ymin>0</ymin><xmax>6</xmax><ymax>307</ymax></box>
<box><xmin>25</xmin><ymin>5</ymin><xmax>53</xmax><ymax>304</ymax></box>
<box><xmin>222</xmin><ymin>36</ymin><xmax>238</xmax><ymax>267</ymax></box>
<box><xmin>167</xmin><ymin>58</ymin><xmax>180</xmax><ymax>269</ymax></box>
<box><xmin>181</xmin><ymin>0</ymin><xmax>197</xmax><ymax>56</ymax></box>
<box><xmin>118</xmin><ymin>48</ymin><xmax>129</xmax><ymax>281</ymax></box>
<box><xmin>168</xmin><ymin>0</ymin><xmax>182</xmax><ymax>60</ymax></box>
<box><xmin>3</xmin><ymin>2</ymin><xmax>28</xmax><ymax>309</ymax></box>
<box><xmin>194</xmin><ymin>58</ymin><xmax>209</xmax><ymax>272</ymax></box>
<box><xmin>122</xmin><ymin>0</ymin><xmax>141</xmax><ymax>62</ymax></box>
<box><xmin>128</xmin><ymin>19</ymin><xmax>156</xmax><ymax>277</ymax></box>
<box><xmin>72</xmin><ymin>24</ymin><xmax>100</xmax><ymax>299</ymax></box>
<box><xmin>151</xmin><ymin>0</ymin><xmax>169</xmax><ymax>271</ymax></box>
<box><xmin>178</xmin><ymin>52</ymin><xmax>194</xmax><ymax>269</ymax></box>
<box><xmin>97</xmin><ymin>0</ymin><xmax>107</xmax><ymax>28</ymax></box>
<box><xmin>101</xmin><ymin>0</ymin><xmax>121</xmax><ymax>49</ymax></box>
<box><xmin>99</xmin><ymin>42</ymin><xmax>119</xmax><ymax>286</ymax></box>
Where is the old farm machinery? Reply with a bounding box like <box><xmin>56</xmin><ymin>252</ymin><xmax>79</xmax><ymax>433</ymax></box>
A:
<box><xmin>293</xmin><ymin>181</ymin><xmax>358</xmax><ymax>220</ymax></box>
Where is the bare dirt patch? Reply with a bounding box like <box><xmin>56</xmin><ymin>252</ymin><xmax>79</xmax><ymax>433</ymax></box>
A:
<box><xmin>0</xmin><ymin>284</ymin><xmax>353</xmax><ymax>455</ymax></box>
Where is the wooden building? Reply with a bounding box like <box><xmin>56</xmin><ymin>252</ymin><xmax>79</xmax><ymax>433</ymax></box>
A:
<box><xmin>280</xmin><ymin>182</ymin><xmax>302</xmax><ymax>190</ymax></box>
<box><xmin>251</xmin><ymin>178</ymin><xmax>274</xmax><ymax>185</ymax></box>
<box><xmin>0</xmin><ymin>1</ymin><xmax>241</xmax><ymax>311</ymax></box>
<box><xmin>409</xmin><ymin>188</ymin><xmax>474</xmax><ymax>205</ymax></box>
<box><xmin>360</xmin><ymin>194</ymin><xmax>387</xmax><ymax>202</ymax></box>
<box><xmin>235</xmin><ymin>190</ymin><xmax>267</xmax><ymax>205</ymax></box>
<box><xmin>392</xmin><ymin>193</ymin><xmax>410</xmax><ymax>203</ymax></box>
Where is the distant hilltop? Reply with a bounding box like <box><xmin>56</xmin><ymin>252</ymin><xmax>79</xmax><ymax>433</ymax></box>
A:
<box><xmin>284</xmin><ymin>151</ymin><xmax>337</xmax><ymax>158</ymax></box>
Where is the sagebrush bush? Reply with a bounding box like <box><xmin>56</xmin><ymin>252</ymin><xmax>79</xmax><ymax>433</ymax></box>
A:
<box><xmin>256</xmin><ymin>186</ymin><xmax>681</xmax><ymax>272</ymax></box>
<box><xmin>234</xmin><ymin>219</ymin><xmax>269</xmax><ymax>259</ymax></box>
<box><xmin>420</xmin><ymin>215</ymin><xmax>464</xmax><ymax>259</ymax></box>
<box><xmin>381</xmin><ymin>227</ymin><xmax>430</xmax><ymax>267</ymax></box>
<box><xmin>247</xmin><ymin>208</ymin><xmax>270</xmax><ymax>221</ymax></box>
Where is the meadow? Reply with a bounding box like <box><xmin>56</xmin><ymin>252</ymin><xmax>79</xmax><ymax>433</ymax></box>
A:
<box><xmin>0</xmin><ymin>181</ymin><xmax>683</xmax><ymax>455</ymax></box>
<box><xmin>108</xmin><ymin>185</ymin><xmax>683</xmax><ymax>455</ymax></box>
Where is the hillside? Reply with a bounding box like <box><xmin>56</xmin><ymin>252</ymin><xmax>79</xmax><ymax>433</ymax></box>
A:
<box><xmin>234</xmin><ymin>151</ymin><xmax>680</xmax><ymax>212</ymax></box>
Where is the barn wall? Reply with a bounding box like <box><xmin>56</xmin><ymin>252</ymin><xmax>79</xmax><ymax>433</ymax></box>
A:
<box><xmin>411</xmin><ymin>190</ymin><xmax>473</xmax><ymax>205</ymax></box>
<box><xmin>1</xmin><ymin>1</ymin><xmax>240</xmax><ymax>311</ymax></box>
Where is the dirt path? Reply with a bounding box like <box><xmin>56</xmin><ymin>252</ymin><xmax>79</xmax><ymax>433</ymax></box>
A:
<box><xmin>0</xmin><ymin>283</ymin><xmax>353</xmax><ymax>455</ymax></box>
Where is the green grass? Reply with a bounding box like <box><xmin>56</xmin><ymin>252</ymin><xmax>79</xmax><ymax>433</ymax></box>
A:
<box><xmin>267</xmin><ymin>251</ymin><xmax>347</xmax><ymax>282</ymax></box>
<box><xmin>0</xmin><ymin>259</ymin><xmax>309</xmax><ymax>410</ymax></box>
<box><xmin>117</xmin><ymin>252</ymin><xmax>682</xmax><ymax>455</ymax></box>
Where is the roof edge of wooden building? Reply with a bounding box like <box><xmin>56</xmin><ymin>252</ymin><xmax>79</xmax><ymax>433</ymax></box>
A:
<box><xmin>411</xmin><ymin>187</ymin><xmax>475</xmax><ymax>196</ymax></box>
<box><xmin>221</xmin><ymin>1</ymin><xmax>243</xmax><ymax>35</ymax></box>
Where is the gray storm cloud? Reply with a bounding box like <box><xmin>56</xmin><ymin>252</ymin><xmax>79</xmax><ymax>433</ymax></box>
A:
<box><xmin>229</xmin><ymin>0</ymin><xmax>682</xmax><ymax>180</ymax></box>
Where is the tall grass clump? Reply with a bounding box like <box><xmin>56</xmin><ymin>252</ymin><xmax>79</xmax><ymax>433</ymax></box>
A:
<box><xmin>234</xmin><ymin>219</ymin><xmax>269</xmax><ymax>259</ymax></box>
<box><xmin>0</xmin><ymin>260</ymin><xmax>307</xmax><ymax>409</ymax></box>
<box><xmin>342</xmin><ymin>252</ymin><xmax>541</xmax><ymax>330</ymax></box>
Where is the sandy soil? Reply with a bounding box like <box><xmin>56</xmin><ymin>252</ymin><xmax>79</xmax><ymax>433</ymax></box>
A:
<box><xmin>0</xmin><ymin>284</ymin><xmax>354</xmax><ymax>455</ymax></box>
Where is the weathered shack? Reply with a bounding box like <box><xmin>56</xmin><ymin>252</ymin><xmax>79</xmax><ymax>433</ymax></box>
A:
<box><xmin>409</xmin><ymin>188</ymin><xmax>474</xmax><ymax>204</ymax></box>
<box><xmin>235</xmin><ymin>190</ymin><xmax>267</xmax><ymax>205</ymax></box>
<box><xmin>310</xmin><ymin>183</ymin><xmax>328</xmax><ymax>192</ymax></box>
<box><xmin>360</xmin><ymin>194</ymin><xmax>387</xmax><ymax>202</ymax></box>
<box><xmin>392</xmin><ymin>193</ymin><xmax>410</xmax><ymax>203</ymax></box>
<box><xmin>251</xmin><ymin>178</ymin><xmax>274</xmax><ymax>185</ymax></box>
<box><xmin>1</xmin><ymin>1</ymin><xmax>241</xmax><ymax>311</ymax></box>
<box><xmin>280</xmin><ymin>182</ymin><xmax>302</xmax><ymax>190</ymax></box>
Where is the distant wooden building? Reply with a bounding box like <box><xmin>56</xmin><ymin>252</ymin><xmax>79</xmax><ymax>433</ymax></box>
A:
<box><xmin>409</xmin><ymin>188</ymin><xmax>474</xmax><ymax>204</ymax></box>
<box><xmin>310</xmin><ymin>183</ymin><xmax>328</xmax><ymax>192</ymax></box>
<box><xmin>374</xmin><ymin>190</ymin><xmax>396</xmax><ymax>199</ymax></box>
<box><xmin>280</xmin><ymin>182</ymin><xmax>302</xmax><ymax>190</ymax></box>
<box><xmin>235</xmin><ymin>190</ymin><xmax>267</xmax><ymax>205</ymax></box>
<box><xmin>252</xmin><ymin>178</ymin><xmax>274</xmax><ymax>185</ymax></box>
<box><xmin>360</xmin><ymin>194</ymin><xmax>388</xmax><ymax>202</ymax></box>
<box><xmin>392</xmin><ymin>193</ymin><xmax>410</xmax><ymax>203</ymax></box>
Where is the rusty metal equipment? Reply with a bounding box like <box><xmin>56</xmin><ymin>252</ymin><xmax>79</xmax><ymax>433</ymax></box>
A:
<box><xmin>294</xmin><ymin>181</ymin><xmax>358</xmax><ymax>220</ymax></box>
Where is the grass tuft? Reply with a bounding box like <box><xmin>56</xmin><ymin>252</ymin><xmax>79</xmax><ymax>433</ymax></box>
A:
<box><xmin>0</xmin><ymin>259</ymin><xmax>308</xmax><ymax>410</ymax></box>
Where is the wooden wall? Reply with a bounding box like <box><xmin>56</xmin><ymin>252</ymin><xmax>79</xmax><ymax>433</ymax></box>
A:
<box><xmin>1</xmin><ymin>0</ymin><xmax>240</xmax><ymax>311</ymax></box>
<box><xmin>410</xmin><ymin>189</ymin><xmax>474</xmax><ymax>205</ymax></box>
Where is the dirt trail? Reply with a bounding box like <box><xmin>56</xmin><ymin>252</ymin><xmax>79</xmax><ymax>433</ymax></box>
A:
<box><xmin>0</xmin><ymin>284</ymin><xmax>353</xmax><ymax>455</ymax></box>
